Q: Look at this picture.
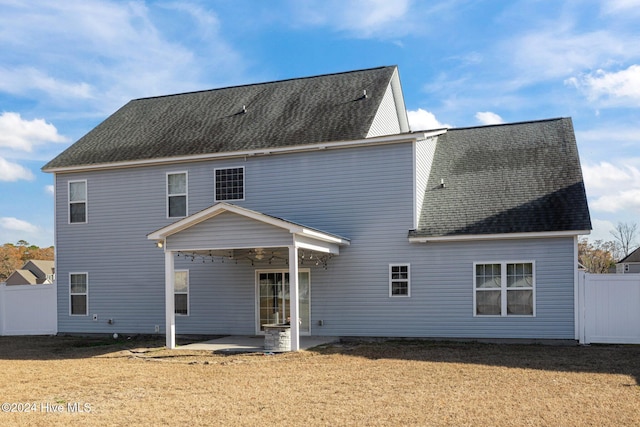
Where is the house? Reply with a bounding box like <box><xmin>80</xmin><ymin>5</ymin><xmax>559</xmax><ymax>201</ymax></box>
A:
<box><xmin>5</xmin><ymin>260</ymin><xmax>55</xmax><ymax>286</ymax></box>
<box><xmin>616</xmin><ymin>247</ymin><xmax>640</xmax><ymax>273</ymax></box>
<box><xmin>43</xmin><ymin>66</ymin><xmax>591</xmax><ymax>350</ymax></box>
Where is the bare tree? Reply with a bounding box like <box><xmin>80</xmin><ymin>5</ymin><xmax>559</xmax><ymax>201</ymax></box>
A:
<box><xmin>610</xmin><ymin>222</ymin><xmax>638</xmax><ymax>259</ymax></box>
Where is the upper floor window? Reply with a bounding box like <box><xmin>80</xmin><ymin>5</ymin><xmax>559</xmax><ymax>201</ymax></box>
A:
<box><xmin>215</xmin><ymin>167</ymin><xmax>244</xmax><ymax>201</ymax></box>
<box><xmin>474</xmin><ymin>261</ymin><xmax>535</xmax><ymax>316</ymax></box>
<box><xmin>69</xmin><ymin>180</ymin><xmax>87</xmax><ymax>223</ymax></box>
<box><xmin>389</xmin><ymin>264</ymin><xmax>410</xmax><ymax>297</ymax></box>
<box><xmin>167</xmin><ymin>172</ymin><xmax>187</xmax><ymax>218</ymax></box>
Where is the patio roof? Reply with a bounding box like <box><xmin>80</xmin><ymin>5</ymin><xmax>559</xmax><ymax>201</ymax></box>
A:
<box><xmin>148</xmin><ymin>202</ymin><xmax>350</xmax><ymax>352</ymax></box>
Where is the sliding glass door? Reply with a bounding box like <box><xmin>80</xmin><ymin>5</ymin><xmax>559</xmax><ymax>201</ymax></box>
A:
<box><xmin>257</xmin><ymin>270</ymin><xmax>310</xmax><ymax>334</ymax></box>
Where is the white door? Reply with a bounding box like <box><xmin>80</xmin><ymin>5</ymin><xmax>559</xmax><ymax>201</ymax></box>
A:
<box><xmin>257</xmin><ymin>269</ymin><xmax>310</xmax><ymax>334</ymax></box>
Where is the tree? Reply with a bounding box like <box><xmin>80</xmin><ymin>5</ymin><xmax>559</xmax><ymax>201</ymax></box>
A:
<box><xmin>578</xmin><ymin>238</ymin><xmax>617</xmax><ymax>274</ymax></box>
<box><xmin>610</xmin><ymin>222</ymin><xmax>638</xmax><ymax>259</ymax></box>
<box><xmin>0</xmin><ymin>242</ymin><xmax>54</xmax><ymax>281</ymax></box>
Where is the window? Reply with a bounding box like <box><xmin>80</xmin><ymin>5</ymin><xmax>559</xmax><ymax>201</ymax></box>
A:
<box><xmin>215</xmin><ymin>167</ymin><xmax>244</xmax><ymax>201</ymax></box>
<box><xmin>70</xmin><ymin>273</ymin><xmax>88</xmax><ymax>315</ymax></box>
<box><xmin>174</xmin><ymin>270</ymin><xmax>189</xmax><ymax>315</ymax></box>
<box><xmin>69</xmin><ymin>180</ymin><xmax>87</xmax><ymax>223</ymax></box>
<box><xmin>474</xmin><ymin>262</ymin><xmax>535</xmax><ymax>316</ymax></box>
<box><xmin>389</xmin><ymin>264</ymin><xmax>410</xmax><ymax>297</ymax></box>
<box><xmin>167</xmin><ymin>172</ymin><xmax>187</xmax><ymax>218</ymax></box>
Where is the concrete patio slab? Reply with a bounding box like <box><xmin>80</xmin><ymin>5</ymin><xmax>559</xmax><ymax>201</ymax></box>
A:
<box><xmin>178</xmin><ymin>335</ymin><xmax>338</xmax><ymax>353</ymax></box>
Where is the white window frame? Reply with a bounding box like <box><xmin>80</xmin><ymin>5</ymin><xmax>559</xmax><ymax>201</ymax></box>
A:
<box><xmin>68</xmin><ymin>180</ymin><xmax>87</xmax><ymax>224</ymax></box>
<box><xmin>69</xmin><ymin>272</ymin><xmax>88</xmax><ymax>316</ymax></box>
<box><xmin>214</xmin><ymin>166</ymin><xmax>245</xmax><ymax>202</ymax></box>
<box><xmin>167</xmin><ymin>171</ymin><xmax>188</xmax><ymax>218</ymax></box>
<box><xmin>174</xmin><ymin>269</ymin><xmax>189</xmax><ymax>316</ymax></box>
<box><xmin>389</xmin><ymin>264</ymin><xmax>411</xmax><ymax>297</ymax></box>
<box><xmin>473</xmin><ymin>261</ymin><xmax>536</xmax><ymax>317</ymax></box>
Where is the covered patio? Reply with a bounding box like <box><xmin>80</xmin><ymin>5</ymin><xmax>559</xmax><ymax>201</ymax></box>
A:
<box><xmin>180</xmin><ymin>335</ymin><xmax>338</xmax><ymax>353</ymax></box>
<box><xmin>148</xmin><ymin>202</ymin><xmax>349</xmax><ymax>351</ymax></box>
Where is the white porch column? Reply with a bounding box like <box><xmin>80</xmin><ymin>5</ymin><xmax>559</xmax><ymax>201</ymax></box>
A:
<box><xmin>288</xmin><ymin>244</ymin><xmax>300</xmax><ymax>351</ymax></box>
<box><xmin>165</xmin><ymin>250</ymin><xmax>176</xmax><ymax>349</ymax></box>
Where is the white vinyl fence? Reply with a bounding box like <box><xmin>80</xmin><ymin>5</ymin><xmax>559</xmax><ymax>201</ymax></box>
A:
<box><xmin>578</xmin><ymin>272</ymin><xmax>640</xmax><ymax>344</ymax></box>
<box><xmin>0</xmin><ymin>283</ymin><xmax>57</xmax><ymax>336</ymax></box>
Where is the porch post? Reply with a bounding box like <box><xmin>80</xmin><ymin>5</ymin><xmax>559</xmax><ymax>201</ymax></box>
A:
<box><xmin>288</xmin><ymin>244</ymin><xmax>300</xmax><ymax>351</ymax></box>
<box><xmin>165</xmin><ymin>250</ymin><xmax>176</xmax><ymax>349</ymax></box>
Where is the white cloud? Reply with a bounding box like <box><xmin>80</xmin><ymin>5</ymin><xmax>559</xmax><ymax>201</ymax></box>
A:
<box><xmin>0</xmin><ymin>1</ymin><xmax>245</xmax><ymax>112</ymax></box>
<box><xmin>590</xmin><ymin>189</ymin><xmax>640</xmax><ymax>213</ymax></box>
<box><xmin>0</xmin><ymin>157</ymin><xmax>35</xmax><ymax>182</ymax></box>
<box><xmin>290</xmin><ymin>0</ymin><xmax>415</xmax><ymax>38</ymax></box>
<box><xmin>0</xmin><ymin>66</ymin><xmax>93</xmax><ymax>100</ymax></box>
<box><xmin>0</xmin><ymin>112</ymin><xmax>67</xmax><ymax>151</ymax></box>
<box><xmin>475</xmin><ymin>112</ymin><xmax>504</xmax><ymax>125</ymax></box>
<box><xmin>407</xmin><ymin>109</ymin><xmax>451</xmax><ymax>131</ymax></box>
<box><xmin>588</xmin><ymin>218</ymin><xmax>617</xmax><ymax>242</ymax></box>
<box><xmin>583</xmin><ymin>161</ymin><xmax>640</xmax><ymax>214</ymax></box>
<box><xmin>0</xmin><ymin>217</ymin><xmax>38</xmax><ymax>234</ymax></box>
<box><xmin>45</xmin><ymin>185</ymin><xmax>54</xmax><ymax>196</ymax></box>
<box><xmin>511</xmin><ymin>29</ymin><xmax>629</xmax><ymax>83</ymax></box>
<box><xmin>566</xmin><ymin>65</ymin><xmax>640</xmax><ymax>106</ymax></box>
<box><xmin>601</xmin><ymin>0</ymin><xmax>640</xmax><ymax>15</ymax></box>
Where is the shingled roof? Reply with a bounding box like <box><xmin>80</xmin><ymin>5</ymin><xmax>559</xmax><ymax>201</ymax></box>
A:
<box><xmin>411</xmin><ymin>118</ymin><xmax>592</xmax><ymax>238</ymax></box>
<box><xmin>43</xmin><ymin>66</ymin><xmax>399</xmax><ymax>170</ymax></box>
<box><xmin>618</xmin><ymin>246</ymin><xmax>640</xmax><ymax>263</ymax></box>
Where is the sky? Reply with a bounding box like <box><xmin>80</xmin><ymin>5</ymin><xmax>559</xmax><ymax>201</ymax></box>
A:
<box><xmin>0</xmin><ymin>0</ymin><xmax>639</xmax><ymax>248</ymax></box>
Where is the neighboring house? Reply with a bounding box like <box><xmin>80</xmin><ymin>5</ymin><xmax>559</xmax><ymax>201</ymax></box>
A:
<box><xmin>616</xmin><ymin>247</ymin><xmax>640</xmax><ymax>273</ymax></box>
<box><xmin>43</xmin><ymin>66</ymin><xmax>591</xmax><ymax>349</ymax></box>
<box><xmin>5</xmin><ymin>260</ymin><xmax>55</xmax><ymax>285</ymax></box>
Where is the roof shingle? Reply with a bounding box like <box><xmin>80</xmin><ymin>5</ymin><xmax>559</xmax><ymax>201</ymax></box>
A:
<box><xmin>43</xmin><ymin>66</ymin><xmax>397</xmax><ymax>170</ymax></box>
<box><xmin>411</xmin><ymin>118</ymin><xmax>592</xmax><ymax>237</ymax></box>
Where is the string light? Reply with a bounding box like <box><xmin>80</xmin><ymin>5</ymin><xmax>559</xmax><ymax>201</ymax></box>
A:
<box><xmin>173</xmin><ymin>249</ymin><xmax>333</xmax><ymax>269</ymax></box>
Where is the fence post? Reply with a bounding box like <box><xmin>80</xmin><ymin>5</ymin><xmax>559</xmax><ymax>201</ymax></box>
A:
<box><xmin>577</xmin><ymin>271</ymin><xmax>587</xmax><ymax>345</ymax></box>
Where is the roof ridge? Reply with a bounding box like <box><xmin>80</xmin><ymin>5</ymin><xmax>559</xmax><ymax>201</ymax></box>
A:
<box><xmin>133</xmin><ymin>65</ymin><xmax>397</xmax><ymax>102</ymax></box>
<box><xmin>449</xmin><ymin>117</ymin><xmax>569</xmax><ymax>132</ymax></box>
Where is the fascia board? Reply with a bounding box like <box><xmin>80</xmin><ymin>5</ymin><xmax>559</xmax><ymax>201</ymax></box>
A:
<box><xmin>409</xmin><ymin>230</ymin><xmax>592</xmax><ymax>243</ymax></box>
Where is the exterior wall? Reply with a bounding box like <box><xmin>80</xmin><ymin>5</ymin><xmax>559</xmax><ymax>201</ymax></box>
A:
<box><xmin>54</xmin><ymin>141</ymin><xmax>576</xmax><ymax>339</ymax></box>
<box><xmin>617</xmin><ymin>263</ymin><xmax>640</xmax><ymax>274</ymax></box>
<box><xmin>311</xmin><ymin>237</ymin><xmax>576</xmax><ymax>339</ymax></box>
<box><xmin>414</xmin><ymin>136</ymin><xmax>437</xmax><ymax>229</ymax></box>
<box><xmin>367</xmin><ymin>83</ymin><xmax>401</xmax><ymax>137</ymax></box>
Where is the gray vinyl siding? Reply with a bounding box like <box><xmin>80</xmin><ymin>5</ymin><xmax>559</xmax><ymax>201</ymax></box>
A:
<box><xmin>167</xmin><ymin>212</ymin><xmax>293</xmax><ymax>251</ymax></box>
<box><xmin>367</xmin><ymin>83</ymin><xmax>401</xmax><ymax>137</ymax></box>
<box><xmin>414</xmin><ymin>136</ymin><xmax>437</xmax><ymax>229</ymax></box>
<box><xmin>54</xmin><ymin>141</ymin><xmax>576</xmax><ymax>339</ymax></box>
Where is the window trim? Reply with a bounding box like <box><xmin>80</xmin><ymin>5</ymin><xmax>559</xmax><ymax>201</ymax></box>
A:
<box><xmin>167</xmin><ymin>171</ymin><xmax>188</xmax><ymax>219</ymax></box>
<box><xmin>68</xmin><ymin>179</ymin><xmax>87</xmax><ymax>224</ymax></box>
<box><xmin>389</xmin><ymin>263</ymin><xmax>411</xmax><ymax>297</ymax></box>
<box><xmin>69</xmin><ymin>272</ymin><xmax>88</xmax><ymax>316</ymax></box>
<box><xmin>214</xmin><ymin>166</ymin><xmax>245</xmax><ymax>202</ymax></box>
<box><xmin>174</xmin><ymin>269</ymin><xmax>189</xmax><ymax>316</ymax></box>
<box><xmin>473</xmin><ymin>261</ymin><xmax>536</xmax><ymax>317</ymax></box>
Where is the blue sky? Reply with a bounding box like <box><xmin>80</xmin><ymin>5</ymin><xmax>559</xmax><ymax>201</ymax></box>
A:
<box><xmin>1</xmin><ymin>0</ymin><xmax>639</xmax><ymax>248</ymax></box>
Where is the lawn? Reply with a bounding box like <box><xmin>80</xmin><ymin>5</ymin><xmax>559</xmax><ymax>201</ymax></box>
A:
<box><xmin>0</xmin><ymin>336</ymin><xmax>638</xmax><ymax>426</ymax></box>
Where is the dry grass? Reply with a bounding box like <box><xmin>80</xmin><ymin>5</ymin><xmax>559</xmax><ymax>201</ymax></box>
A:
<box><xmin>0</xmin><ymin>336</ymin><xmax>638</xmax><ymax>426</ymax></box>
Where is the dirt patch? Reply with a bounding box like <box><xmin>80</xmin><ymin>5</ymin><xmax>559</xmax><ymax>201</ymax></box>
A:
<box><xmin>0</xmin><ymin>336</ymin><xmax>638</xmax><ymax>426</ymax></box>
